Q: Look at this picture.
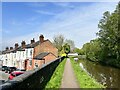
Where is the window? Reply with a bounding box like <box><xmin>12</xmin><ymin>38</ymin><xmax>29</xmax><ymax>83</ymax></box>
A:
<box><xmin>35</xmin><ymin>63</ymin><xmax>38</xmax><ymax>68</ymax></box>
<box><xmin>23</xmin><ymin>52</ymin><xmax>24</xmax><ymax>57</ymax></box>
<box><xmin>29</xmin><ymin>60</ymin><xmax>32</xmax><ymax>66</ymax></box>
<box><xmin>14</xmin><ymin>62</ymin><xmax>15</xmax><ymax>66</ymax></box>
<box><xmin>30</xmin><ymin>50</ymin><xmax>32</xmax><ymax>56</ymax></box>
<box><xmin>6</xmin><ymin>59</ymin><xmax>7</xmax><ymax>65</ymax></box>
<box><xmin>26</xmin><ymin>50</ymin><xmax>28</xmax><ymax>57</ymax></box>
<box><xmin>14</xmin><ymin>54</ymin><xmax>16</xmax><ymax>58</ymax></box>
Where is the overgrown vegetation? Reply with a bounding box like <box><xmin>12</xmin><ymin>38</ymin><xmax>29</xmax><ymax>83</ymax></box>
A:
<box><xmin>45</xmin><ymin>58</ymin><xmax>66</xmax><ymax>88</ymax></box>
<box><xmin>70</xmin><ymin>57</ymin><xmax>105</xmax><ymax>88</ymax></box>
<box><xmin>75</xmin><ymin>2</ymin><xmax>120</xmax><ymax>68</ymax></box>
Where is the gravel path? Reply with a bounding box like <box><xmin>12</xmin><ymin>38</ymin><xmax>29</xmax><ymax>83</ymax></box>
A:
<box><xmin>60</xmin><ymin>58</ymin><xmax>80</xmax><ymax>88</ymax></box>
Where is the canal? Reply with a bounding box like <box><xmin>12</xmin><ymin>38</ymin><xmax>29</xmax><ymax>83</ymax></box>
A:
<box><xmin>77</xmin><ymin>59</ymin><xmax>120</xmax><ymax>88</ymax></box>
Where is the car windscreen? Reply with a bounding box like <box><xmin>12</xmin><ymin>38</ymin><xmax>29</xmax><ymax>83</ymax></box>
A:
<box><xmin>16</xmin><ymin>73</ymin><xmax>23</xmax><ymax>76</ymax></box>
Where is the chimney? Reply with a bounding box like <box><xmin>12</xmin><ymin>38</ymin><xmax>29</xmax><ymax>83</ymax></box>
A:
<box><xmin>6</xmin><ymin>47</ymin><xmax>9</xmax><ymax>51</ymax></box>
<box><xmin>21</xmin><ymin>41</ymin><xmax>26</xmax><ymax>48</ymax></box>
<box><xmin>10</xmin><ymin>47</ymin><xmax>13</xmax><ymax>50</ymax></box>
<box><xmin>15</xmin><ymin>43</ymin><xmax>19</xmax><ymax>49</ymax></box>
<box><xmin>31</xmin><ymin>38</ymin><xmax>35</xmax><ymax>44</ymax></box>
<box><xmin>39</xmin><ymin>34</ymin><xmax>44</xmax><ymax>43</ymax></box>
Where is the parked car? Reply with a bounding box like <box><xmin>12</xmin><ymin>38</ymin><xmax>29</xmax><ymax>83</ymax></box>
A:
<box><xmin>0</xmin><ymin>66</ymin><xmax>2</xmax><ymax>71</ymax></box>
<box><xmin>2</xmin><ymin>66</ymin><xmax>8</xmax><ymax>72</ymax></box>
<box><xmin>8</xmin><ymin>71</ymin><xmax>24</xmax><ymax>80</ymax></box>
<box><xmin>16</xmin><ymin>69</ymin><xmax>26</xmax><ymax>71</ymax></box>
<box><xmin>8</xmin><ymin>67</ymin><xmax>17</xmax><ymax>74</ymax></box>
<box><xmin>0</xmin><ymin>80</ymin><xmax>6</xmax><ymax>85</ymax></box>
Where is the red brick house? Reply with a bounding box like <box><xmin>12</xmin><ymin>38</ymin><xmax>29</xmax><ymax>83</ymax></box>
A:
<box><xmin>26</xmin><ymin>35</ymin><xmax>58</xmax><ymax>70</ymax></box>
<box><xmin>33</xmin><ymin>52</ymin><xmax>57</xmax><ymax>68</ymax></box>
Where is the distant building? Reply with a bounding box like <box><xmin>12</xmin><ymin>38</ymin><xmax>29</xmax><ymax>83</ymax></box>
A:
<box><xmin>0</xmin><ymin>35</ymin><xmax>58</xmax><ymax>71</ymax></box>
<box><xmin>68</xmin><ymin>53</ymin><xmax>78</xmax><ymax>56</ymax></box>
<box><xmin>33</xmin><ymin>52</ymin><xmax>57</xmax><ymax>68</ymax></box>
<box><xmin>0</xmin><ymin>60</ymin><xmax>3</xmax><ymax>66</ymax></box>
<box><xmin>26</xmin><ymin>35</ymin><xmax>58</xmax><ymax>70</ymax></box>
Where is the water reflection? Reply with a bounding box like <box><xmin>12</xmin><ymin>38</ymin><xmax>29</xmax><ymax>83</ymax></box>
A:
<box><xmin>78</xmin><ymin>60</ymin><xmax>120</xmax><ymax>88</ymax></box>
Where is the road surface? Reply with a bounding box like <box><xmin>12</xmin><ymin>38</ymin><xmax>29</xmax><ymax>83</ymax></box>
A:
<box><xmin>0</xmin><ymin>71</ymin><xmax>9</xmax><ymax>85</ymax></box>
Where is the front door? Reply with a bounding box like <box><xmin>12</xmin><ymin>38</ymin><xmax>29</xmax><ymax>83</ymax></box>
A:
<box><xmin>24</xmin><ymin>60</ymin><xmax>27</xmax><ymax>71</ymax></box>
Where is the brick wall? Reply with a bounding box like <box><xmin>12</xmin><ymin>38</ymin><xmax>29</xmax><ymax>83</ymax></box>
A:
<box><xmin>34</xmin><ymin>40</ymin><xmax>58</xmax><ymax>57</ymax></box>
<box><xmin>27</xmin><ymin>40</ymin><xmax>58</xmax><ymax>70</ymax></box>
<box><xmin>40</xmin><ymin>40</ymin><xmax>58</xmax><ymax>56</ymax></box>
<box><xmin>33</xmin><ymin>59</ymin><xmax>44</xmax><ymax>68</ymax></box>
<box><xmin>26</xmin><ymin>60</ymin><xmax>32</xmax><ymax>71</ymax></box>
<box><xmin>0</xmin><ymin>57</ymin><xmax>65</xmax><ymax>89</ymax></box>
<box><xmin>44</xmin><ymin>53</ymin><xmax>57</xmax><ymax>64</ymax></box>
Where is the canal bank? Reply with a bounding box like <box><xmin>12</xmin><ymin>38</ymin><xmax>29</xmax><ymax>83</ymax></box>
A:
<box><xmin>76</xmin><ymin>59</ymin><xmax>120</xmax><ymax>88</ymax></box>
<box><xmin>70</xmin><ymin>57</ymin><xmax>105</xmax><ymax>88</ymax></box>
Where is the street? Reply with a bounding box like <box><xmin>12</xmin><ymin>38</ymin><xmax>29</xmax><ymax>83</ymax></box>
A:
<box><xmin>0</xmin><ymin>71</ymin><xmax>9</xmax><ymax>85</ymax></box>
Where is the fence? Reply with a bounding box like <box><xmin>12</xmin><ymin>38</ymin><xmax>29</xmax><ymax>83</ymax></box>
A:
<box><xmin>0</xmin><ymin>57</ymin><xmax>64</xmax><ymax>90</ymax></box>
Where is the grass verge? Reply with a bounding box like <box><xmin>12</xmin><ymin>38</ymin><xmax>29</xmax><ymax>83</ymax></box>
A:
<box><xmin>70</xmin><ymin>57</ymin><xmax>106</xmax><ymax>88</ymax></box>
<box><xmin>45</xmin><ymin>58</ymin><xmax>66</xmax><ymax>88</ymax></box>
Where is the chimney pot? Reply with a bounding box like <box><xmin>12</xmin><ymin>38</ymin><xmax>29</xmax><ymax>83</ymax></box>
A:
<box><xmin>10</xmin><ymin>47</ymin><xmax>13</xmax><ymax>50</ymax></box>
<box><xmin>6</xmin><ymin>47</ymin><xmax>9</xmax><ymax>51</ymax></box>
<box><xmin>15</xmin><ymin>43</ymin><xmax>19</xmax><ymax>49</ymax></box>
<box><xmin>21</xmin><ymin>41</ymin><xmax>26</xmax><ymax>48</ymax></box>
<box><xmin>39</xmin><ymin>34</ymin><xmax>44</xmax><ymax>43</ymax></box>
<box><xmin>31</xmin><ymin>38</ymin><xmax>35</xmax><ymax>44</ymax></box>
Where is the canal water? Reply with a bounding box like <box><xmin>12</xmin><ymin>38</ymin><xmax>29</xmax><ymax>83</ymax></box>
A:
<box><xmin>77</xmin><ymin>59</ymin><xmax>120</xmax><ymax>88</ymax></box>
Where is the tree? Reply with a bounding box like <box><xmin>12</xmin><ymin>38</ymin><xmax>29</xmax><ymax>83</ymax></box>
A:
<box><xmin>82</xmin><ymin>39</ymin><xmax>101</xmax><ymax>61</ymax></box>
<box><xmin>63</xmin><ymin>43</ymin><xmax>70</xmax><ymax>54</ymax></box>
<box><xmin>65</xmin><ymin>39</ymin><xmax>75</xmax><ymax>52</ymax></box>
<box><xmin>53</xmin><ymin>34</ymin><xmax>65</xmax><ymax>53</ymax></box>
<box><xmin>96</xmin><ymin>2</ymin><xmax>120</xmax><ymax>67</ymax></box>
<box><xmin>97</xmin><ymin>3</ymin><xmax>120</xmax><ymax>60</ymax></box>
<box><xmin>73</xmin><ymin>48</ymin><xmax>84</xmax><ymax>55</ymax></box>
<box><xmin>82</xmin><ymin>42</ymin><xmax>90</xmax><ymax>59</ymax></box>
<box><xmin>80</xmin><ymin>2</ymin><xmax>120</xmax><ymax>68</ymax></box>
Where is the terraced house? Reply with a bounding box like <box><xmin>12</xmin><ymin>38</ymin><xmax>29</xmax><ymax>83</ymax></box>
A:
<box><xmin>0</xmin><ymin>35</ymin><xmax>58</xmax><ymax>71</ymax></box>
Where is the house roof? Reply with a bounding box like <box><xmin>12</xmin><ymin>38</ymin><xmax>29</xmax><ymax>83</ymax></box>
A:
<box><xmin>1</xmin><ymin>39</ymin><xmax>50</xmax><ymax>54</ymax></box>
<box><xmin>26</xmin><ymin>41</ymin><xmax>40</xmax><ymax>48</ymax></box>
<box><xmin>33</xmin><ymin>52</ymin><xmax>50</xmax><ymax>60</ymax></box>
<box><xmin>15</xmin><ymin>41</ymin><xmax>40</xmax><ymax>51</ymax></box>
<box><xmin>24</xmin><ymin>40</ymin><xmax>49</xmax><ymax>48</ymax></box>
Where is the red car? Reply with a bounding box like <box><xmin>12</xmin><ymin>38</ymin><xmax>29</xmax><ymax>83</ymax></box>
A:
<box><xmin>8</xmin><ymin>71</ymin><xmax>24</xmax><ymax>80</ymax></box>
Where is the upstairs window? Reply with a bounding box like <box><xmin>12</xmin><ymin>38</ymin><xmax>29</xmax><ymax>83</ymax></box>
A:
<box><xmin>30</xmin><ymin>50</ymin><xmax>32</xmax><ymax>56</ymax></box>
<box><xmin>23</xmin><ymin>52</ymin><xmax>24</xmax><ymax>57</ymax></box>
<box><xmin>26</xmin><ymin>50</ymin><xmax>28</xmax><ymax>57</ymax></box>
<box><xmin>14</xmin><ymin>54</ymin><xmax>16</xmax><ymax>58</ymax></box>
<box><xmin>29</xmin><ymin>60</ymin><xmax>32</xmax><ymax>66</ymax></box>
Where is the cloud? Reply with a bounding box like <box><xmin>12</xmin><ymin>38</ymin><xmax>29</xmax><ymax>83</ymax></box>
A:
<box><xmin>3</xmin><ymin>30</ymin><xmax>10</xmax><ymax>34</ymax></box>
<box><xmin>26</xmin><ymin>2</ymin><xmax>47</xmax><ymax>7</ymax></box>
<box><xmin>35</xmin><ymin>10</ymin><xmax>56</xmax><ymax>15</ymax></box>
<box><xmin>1</xmin><ymin>2</ymin><xmax>118</xmax><ymax>50</ymax></box>
<box><xmin>37</xmin><ymin>2</ymin><xmax>117</xmax><ymax>47</ymax></box>
<box><xmin>2</xmin><ymin>32</ymin><xmax>40</xmax><ymax>49</ymax></box>
<box><xmin>52</xmin><ymin>2</ymin><xmax>75</xmax><ymax>8</ymax></box>
<box><xmin>11</xmin><ymin>20</ymin><xmax>23</xmax><ymax>26</ymax></box>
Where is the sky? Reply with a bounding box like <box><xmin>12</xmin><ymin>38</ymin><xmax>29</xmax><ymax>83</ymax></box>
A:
<box><xmin>1</xmin><ymin>1</ymin><xmax>118</xmax><ymax>50</ymax></box>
